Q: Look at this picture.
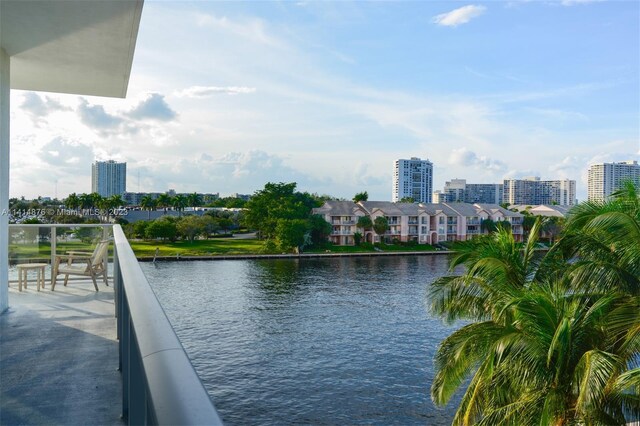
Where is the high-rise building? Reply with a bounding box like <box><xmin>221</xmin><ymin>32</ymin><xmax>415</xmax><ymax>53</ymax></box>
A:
<box><xmin>587</xmin><ymin>160</ymin><xmax>640</xmax><ymax>202</ymax></box>
<box><xmin>392</xmin><ymin>157</ymin><xmax>433</xmax><ymax>203</ymax></box>
<box><xmin>91</xmin><ymin>160</ymin><xmax>126</xmax><ymax>197</ymax></box>
<box><xmin>503</xmin><ymin>177</ymin><xmax>576</xmax><ymax>206</ymax></box>
<box><xmin>440</xmin><ymin>179</ymin><xmax>503</xmax><ymax>204</ymax></box>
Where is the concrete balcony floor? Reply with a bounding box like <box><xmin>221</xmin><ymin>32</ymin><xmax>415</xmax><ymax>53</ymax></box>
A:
<box><xmin>0</xmin><ymin>279</ymin><xmax>122</xmax><ymax>425</ymax></box>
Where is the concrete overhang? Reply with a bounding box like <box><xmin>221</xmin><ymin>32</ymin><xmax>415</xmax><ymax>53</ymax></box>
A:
<box><xmin>1</xmin><ymin>0</ymin><xmax>143</xmax><ymax>98</ymax></box>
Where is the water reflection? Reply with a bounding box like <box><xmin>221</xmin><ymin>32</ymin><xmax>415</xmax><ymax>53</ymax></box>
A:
<box><xmin>143</xmin><ymin>255</ymin><xmax>457</xmax><ymax>425</ymax></box>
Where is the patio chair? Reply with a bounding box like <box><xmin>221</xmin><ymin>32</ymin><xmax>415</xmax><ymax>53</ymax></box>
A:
<box><xmin>51</xmin><ymin>240</ymin><xmax>110</xmax><ymax>291</ymax></box>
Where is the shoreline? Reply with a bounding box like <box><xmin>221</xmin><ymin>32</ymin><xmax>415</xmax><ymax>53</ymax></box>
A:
<box><xmin>138</xmin><ymin>250</ymin><xmax>454</xmax><ymax>262</ymax></box>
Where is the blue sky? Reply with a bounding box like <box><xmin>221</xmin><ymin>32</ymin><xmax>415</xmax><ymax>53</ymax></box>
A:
<box><xmin>10</xmin><ymin>0</ymin><xmax>639</xmax><ymax>201</ymax></box>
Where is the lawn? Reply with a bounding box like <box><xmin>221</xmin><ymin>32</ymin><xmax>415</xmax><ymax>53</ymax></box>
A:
<box><xmin>9</xmin><ymin>238</ymin><xmax>439</xmax><ymax>260</ymax></box>
<box><xmin>304</xmin><ymin>242</ymin><xmax>438</xmax><ymax>254</ymax></box>
<box><xmin>128</xmin><ymin>239</ymin><xmax>266</xmax><ymax>257</ymax></box>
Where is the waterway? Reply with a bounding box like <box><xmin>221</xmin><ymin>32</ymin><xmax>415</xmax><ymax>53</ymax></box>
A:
<box><xmin>142</xmin><ymin>255</ymin><xmax>461</xmax><ymax>425</ymax></box>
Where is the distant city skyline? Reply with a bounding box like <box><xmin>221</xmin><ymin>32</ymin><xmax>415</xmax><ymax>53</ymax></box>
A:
<box><xmin>8</xmin><ymin>1</ymin><xmax>638</xmax><ymax>201</ymax></box>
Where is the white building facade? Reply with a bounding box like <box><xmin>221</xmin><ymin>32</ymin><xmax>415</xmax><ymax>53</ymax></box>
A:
<box><xmin>587</xmin><ymin>160</ymin><xmax>640</xmax><ymax>202</ymax></box>
<box><xmin>392</xmin><ymin>157</ymin><xmax>433</xmax><ymax>203</ymax></box>
<box><xmin>503</xmin><ymin>177</ymin><xmax>576</xmax><ymax>206</ymax></box>
<box><xmin>92</xmin><ymin>160</ymin><xmax>127</xmax><ymax>198</ymax></box>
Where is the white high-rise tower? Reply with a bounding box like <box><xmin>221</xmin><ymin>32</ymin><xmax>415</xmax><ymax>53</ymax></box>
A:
<box><xmin>91</xmin><ymin>160</ymin><xmax>127</xmax><ymax>197</ymax></box>
<box><xmin>392</xmin><ymin>157</ymin><xmax>433</xmax><ymax>203</ymax></box>
<box><xmin>588</xmin><ymin>160</ymin><xmax>640</xmax><ymax>202</ymax></box>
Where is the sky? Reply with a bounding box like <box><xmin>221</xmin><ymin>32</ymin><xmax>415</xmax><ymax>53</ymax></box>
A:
<box><xmin>9</xmin><ymin>0</ymin><xmax>639</xmax><ymax>201</ymax></box>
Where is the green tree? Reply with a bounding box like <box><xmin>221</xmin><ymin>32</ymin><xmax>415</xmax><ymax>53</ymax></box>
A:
<box><xmin>145</xmin><ymin>217</ymin><xmax>177</xmax><ymax>241</ymax></box>
<box><xmin>353</xmin><ymin>191</ymin><xmax>368</xmax><ymax>203</ymax></box>
<box><xmin>356</xmin><ymin>215</ymin><xmax>373</xmax><ymax>231</ymax></box>
<box><xmin>399</xmin><ymin>196</ymin><xmax>415</xmax><ymax>203</ymax></box>
<box><xmin>79</xmin><ymin>193</ymin><xmax>96</xmax><ymax>210</ymax></box>
<box><xmin>176</xmin><ymin>215</ymin><xmax>203</xmax><ymax>243</ymax></box>
<box><xmin>172</xmin><ymin>194</ymin><xmax>188</xmax><ymax>216</ymax></box>
<box><xmin>275</xmin><ymin>218</ymin><xmax>308</xmax><ymax>252</ymax></box>
<box><xmin>541</xmin><ymin>216</ymin><xmax>564</xmax><ymax>244</ymax></box>
<box><xmin>481</xmin><ymin>218</ymin><xmax>496</xmax><ymax>234</ymax></box>
<box><xmin>243</xmin><ymin>182</ymin><xmax>320</xmax><ymax>239</ymax></box>
<box><xmin>140</xmin><ymin>195</ymin><xmax>157</xmax><ymax>220</ymax></box>
<box><xmin>199</xmin><ymin>215</ymin><xmax>219</xmax><ymax>238</ymax></box>
<box><xmin>307</xmin><ymin>214</ymin><xmax>332</xmax><ymax>245</ymax></box>
<box><xmin>429</xmin><ymin>218</ymin><xmax>640</xmax><ymax>424</ymax></box>
<box><xmin>157</xmin><ymin>193</ymin><xmax>172</xmax><ymax>213</ymax></box>
<box><xmin>217</xmin><ymin>217</ymin><xmax>234</xmax><ymax>234</ymax></box>
<box><xmin>353</xmin><ymin>232</ymin><xmax>363</xmax><ymax>246</ymax></box>
<box><xmin>373</xmin><ymin>216</ymin><xmax>389</xmax><ymax>243</ymax></box>
<box><xmin>555</xmin><ymin>180</ymin><xmax>640</xmax><ymax>296</ymax></box>
<box><xmin>64</xmin><ymin>193</ymin><xmax>80</xmax><ymax>212</ymax></box>
<box><xmin>133</xmin><ymin>221</ymin><xmax>149</xmax><ymax>239</ymax></box>
<box><xmin>187</xmin><ymin>192</ymin><xmax>202</xmax><ymax>208</ymax></box>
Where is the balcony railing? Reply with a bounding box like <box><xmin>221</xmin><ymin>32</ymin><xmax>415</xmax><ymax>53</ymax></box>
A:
<box><xmin>113</xmin><ymin>225</ymin><xmax>222</xmax><ymax>425</ymax></box>
<box><xmin>8</xmin><ymin>223</ymin><xmax>222</xmax><ymax>425</ymax></box>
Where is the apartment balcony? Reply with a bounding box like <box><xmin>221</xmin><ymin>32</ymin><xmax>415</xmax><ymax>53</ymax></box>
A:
<box><xmin>2</xmin><ymin>224</ymin><xmax>222</xmax><ymax>425</ymax></box>
<box><xmin>331</xmin><ymin>230</ymin><xmax>354</xmax><ymax>235</ymax></box>
<box><xmin>467</xmin><ymin>229</ymin><xmax>480</xmax><ymax>235</ymax></box>
<box><xmin>408</xmin><ymin>227</ymin><xmax>418</xmax><ymax>235</ymax></box>
<box><xmin>467</xmin><ymin>219</ymin><xmax>481</xmax><ymax>225</ymax></box>
<box><xmin>342</xmin><ymin>220</ymin><xmax>356</xmax><ymax>225</ymax></box>
<box><xmin>446</xmin><ymin>219</ymin><xmax>457</xmax><ymax>225</ymax></box>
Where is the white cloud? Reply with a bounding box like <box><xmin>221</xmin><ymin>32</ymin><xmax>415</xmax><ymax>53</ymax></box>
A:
<box><xmin>127</xmin><ymin>93</ymin><xmax>177</xmax><ymax>121</ymax></box>
<box><xmin>77</xmin><ymin>99</ymin><xmax>123</xmax><ymax>129</ymax></box>
<box><xmin>174</xmin><ymin>86</ymin><xmax>257</xmax><ymax>98</ymax></box>
<box><xmin>432</xmin><ymin>5</ymin><xmax>486</xmax><ymax>27</ymax></box>
<box><xmin>449</xmin><ymin>148</ymin><xmax>507</xmax><ymax>172</ymax></box>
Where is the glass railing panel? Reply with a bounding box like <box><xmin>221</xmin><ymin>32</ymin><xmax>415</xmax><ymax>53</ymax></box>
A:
<box><xmin>8</xmin><ymin>225</ymin><xmax>52</xmax><ymax>285</ymax></box>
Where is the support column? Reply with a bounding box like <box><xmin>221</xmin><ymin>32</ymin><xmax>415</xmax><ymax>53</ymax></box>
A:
<box><xmin>0</xmin><ymin>47</ymin><xmax>9</xmax><ymax>313</ymax></box>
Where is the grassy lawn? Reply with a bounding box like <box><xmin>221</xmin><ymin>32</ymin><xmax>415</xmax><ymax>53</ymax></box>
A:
<box><xmin>10</xmin><ymin>242</ymin><xmax>104</xmax><ymax>261</ymax></box>
<box><xmin>305</xmin><ymin>243</ymin><xmax>438</xmax><ymax>253</ymax></box>
<box><xmin>128</xmin><ymin>239</ymin><xmax>266</xmax><ymax>257</ymax></box>
<box><xmin>10</xmin><ymin>238</ymin><xmax>440</xmax><ymax>260</ymax></box>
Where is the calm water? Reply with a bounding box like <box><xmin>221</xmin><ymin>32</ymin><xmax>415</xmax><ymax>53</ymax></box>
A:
<box><xmin>142</xmin><ymin>255</ymin><xmax>460</xmax><ymax>425</ymax></box>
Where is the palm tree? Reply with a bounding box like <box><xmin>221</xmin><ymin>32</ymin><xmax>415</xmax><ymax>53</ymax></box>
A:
<box><xmin>64</xmin><ymin>193</ymin><xmax>80</xmax><ymax>213</ymax></box>
<box><xmin>429</xmin><ymin>219</ymin><xmax>640</xmax><ymax>424</ymax></box>
<box><xmin>554</xmin><ymin>180</ymin><xmax>640</xmax><ymax>296</ymax></box>
<box><xmin>157</xmin><ymin>193</ymin><xmax>171</xmax><ymax>214</ymax></box>
<box><xmin>187</xmin><ymin>192</ymin><xmax>202</xmax><ymax>208</ymax></box>
<box><xmin>140</xmin><ymin>195</ymin><xmax>157</xmax><ymax>220</ymax></box>
<box><xmin>171</xmin><ymin>194</ymin><xmax>188</xmax><ymax>217</ymax></box>
<box><xmin>79</xmin><ymin>193</ymin><xmax>95</xmax><ymax>210</ymax></box>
